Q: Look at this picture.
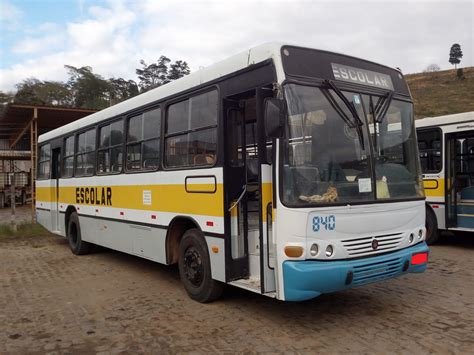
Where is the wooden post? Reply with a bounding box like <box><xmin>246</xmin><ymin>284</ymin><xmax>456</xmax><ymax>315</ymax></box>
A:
<box><xmin>10</xmin><ymin>172</ymin><xmax>16</xmax><ymax>232</ymax></box>
<box><xmin>30</xmin><ymin>108</ymin><xmax>38</xmax><ymax>223</ymax></box>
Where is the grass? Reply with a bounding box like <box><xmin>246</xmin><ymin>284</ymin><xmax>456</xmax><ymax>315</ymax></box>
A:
<box><xmin>0</xmin><ymin>222</ymin><xmax>52</xmax><ymax>240</ymax></box>
<box><xmin>406</xmin><ymin>67</ymin><xmax>474</xmax><ymax>119</ymax></box>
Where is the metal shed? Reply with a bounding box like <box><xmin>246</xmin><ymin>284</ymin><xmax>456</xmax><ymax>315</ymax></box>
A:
<box><xmin>0</xmin><ymin>104</ymin><xmax>96</xmax><ymax>220</ymax></box>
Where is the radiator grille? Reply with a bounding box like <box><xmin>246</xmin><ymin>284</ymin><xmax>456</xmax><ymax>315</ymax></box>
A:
<box><xmin>342</xmin><ymin>233</ymin><xmax>403</xmax><ymax>257</ymax></box>
<box><xmin>352</xmin><ymin>257</ymin><xmax>404</xmax><ymax>286</ymax></box>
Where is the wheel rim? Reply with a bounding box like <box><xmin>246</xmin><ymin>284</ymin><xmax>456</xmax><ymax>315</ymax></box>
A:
<box><xmin>70</xmin><ymin>223</ymin><xmax>78</xmax><ymax>246</ymax></box>
<box><xmin>183</xmin><ymin>246</ymin><xmax>203</xmax><ymax>287</ymax></box>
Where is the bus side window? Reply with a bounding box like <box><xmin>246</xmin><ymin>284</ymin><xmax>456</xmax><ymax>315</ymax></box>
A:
<box><xmin>126</xmin><ymin>108</ymin><xmax>160</xmax><ymax>171</ymax></box>
<box><xmin>38</xmin><ymin>143</ymin><xmax>51</xmax><ymax>179</ymax></box>
<box><xmin>98</xmin><ymin>119</ymin><xmax>124</xmax><ymax>174</ymax></box>
<box><xmin>63</xmin><ymin>136</ymin><xmax>74</xmax><ymax>177</ymax></box>
<box><xmin>75</xmin><ymin>129</ymin><xmax>96</xmax><ymax>177</ymax></box>
<box><xmin>165</xmin><ymin>90</ymin><xmax>218</xmax><ymax>168</ymax></box>
<box><xmin>417</xmin><ymin>128</ymin><xmax>441</xmax><ymax>173</ymax></box>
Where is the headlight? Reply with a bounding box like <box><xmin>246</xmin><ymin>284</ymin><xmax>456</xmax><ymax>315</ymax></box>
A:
<box><xmin>325</xmin><ymin>245</ymin><xmax>334</xmax><ymax>257</ymax></box>
<box><xmin>310</xmin><ymin>243</ymin><xmax>319</xmax><ymax>257</ymax></box>
<box><xmin>409</xmin><ymin>233</ymin><xmax>414</xmax><ymax>243</ymax></box>
<box><xmin>418</xmin><ymin>229</ymin><xmax>423</xmax><ymax>239</ymax></box>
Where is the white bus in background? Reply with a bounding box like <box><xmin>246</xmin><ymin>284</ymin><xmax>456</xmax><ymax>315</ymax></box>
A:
<box><xmin>36</xmin><ymin>43</ymin><xmax>429</xmax><ymax>302</ymax></box>
<box><xmin>416</xmin><ymin>111</ymin><xmax>474</xmax><ymax>244</ymax></box>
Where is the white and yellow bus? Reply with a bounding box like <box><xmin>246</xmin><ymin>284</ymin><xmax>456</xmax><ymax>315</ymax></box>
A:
<box><xmin>417</xmin><ymin>111</ymin><xmax>474</xmax><ymax>244</ymax></box>
<box><xmin>36</xmin><ymin>43</ymin><xmax>429</xmax><ymax>302</ymax></box>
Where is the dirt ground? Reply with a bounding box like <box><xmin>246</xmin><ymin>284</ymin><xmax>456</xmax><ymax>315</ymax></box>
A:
<box><xmin>0</xmin><ymin>231</ymin><xmax>473</xmax><ymax>354</ymax></box>
<box><xmin>0</xmin><ymin>205</ymin><xmax>34</xmax><ymax>225</ymax></box>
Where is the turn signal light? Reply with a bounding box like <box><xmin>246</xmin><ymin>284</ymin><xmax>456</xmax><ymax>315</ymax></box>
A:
<box><xmin>411</xmin><ymin>252</ymin><xmax>428</xmax><ymax>265</ymax></box>
<box><xmin>284</xmin><ymin>245</ymin><xmax>304</xmax><ymax>258</ymax></box>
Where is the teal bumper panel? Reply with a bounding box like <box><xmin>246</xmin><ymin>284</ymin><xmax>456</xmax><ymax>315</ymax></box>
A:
<box><xmin>283</xmin><ymin>242</ymin><xmax>429</xmax><ymax>301</ymax></box>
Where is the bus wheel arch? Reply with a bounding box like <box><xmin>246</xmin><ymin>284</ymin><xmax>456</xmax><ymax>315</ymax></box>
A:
<box><xmin>166</xmin><ymin>216</ymin><xmax>201</xmax><ymax>265</ymax></box>
<box><xmin>425</xmin><ymin>203</ymin><xmax>439</xmax><ymax>245</ymax></box>
<box><xmin>67</xmin><ymin>211</ymin><xmax>92</xmax><ymax>255</ymax></box>
<box><xmin>65</xmin><ymin>206</ymin><xmax>77</xmax><ymax>234</ymax></box>
<box><xmin>178</xmin><ymin>228</ymin><xmax>224</xmax><ymax>303</ymax></box>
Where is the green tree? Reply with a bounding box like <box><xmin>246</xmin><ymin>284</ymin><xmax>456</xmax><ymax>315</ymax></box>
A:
<box><xmin>108</xmin><ymin>78</ymin><xmax>139</xmax><ymax>105</ymax></box>
<box><xmin>14</xmin><ymin>78</ymin><xmax>45</xmax><ymax>105</ymax></box>
<box><xmin>156</xmin><ymin>55</ymin><xmax>171</xmax><ymax>86</ymax></box>
<box><xmin>136</xmin><ymin>55</ymin><xmax>190</xmax><ymax>92</ymax></box>
<box><xmin>449</xmin><ymin>43</ymin><xmax>463</xmax><ymax>69</ymax></box>
<box><xmin>136</xmin><ymin>60</ymin><xmax>160</xmax><ymax>91</ymax></box>
<box><xmin>65</xmin><ymin>65</ymin><xmax>111</xmax><ymax>109</ymax></box>
<box><xmin>14</xmin><ymin>78</ymin><xmax>72</xmax><ymax>106</ymax></box>
<box><xmin>167</xmin><ymin>60</ymin><xmax>190</xmax><ymax>80</ymax></box>
<box><xmin>0</xmin><ymin>91</ymin><xmax>15</xmax><ymax>115</ymax></box>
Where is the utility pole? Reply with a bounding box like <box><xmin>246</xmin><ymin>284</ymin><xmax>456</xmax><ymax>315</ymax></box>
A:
<box><xmin>10</xmin><ymin>172</ymin><xmax>16</xmax><ymax>232</ymax></box>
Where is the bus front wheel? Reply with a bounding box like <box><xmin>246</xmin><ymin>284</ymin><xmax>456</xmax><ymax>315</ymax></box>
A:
<box><xmin>178</xmin><ymin>228</ymin><xmax>223</xmax><ymax>303</ymax></box>
<box><xmin>67</xmin><ymin>212</ymin><xmax>92</xmax><ymax>255</ymax></box>
<box><xmin>425</xmin><ymin>206</ymin><xmax>439</xmax><ymax>245</ymax></box>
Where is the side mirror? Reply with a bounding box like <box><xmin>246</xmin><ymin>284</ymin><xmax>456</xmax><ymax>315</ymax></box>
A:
<box><xmin>264</xmin><ymin>98</ymin><xmax>285</xmax><ymax>138</ymax></box>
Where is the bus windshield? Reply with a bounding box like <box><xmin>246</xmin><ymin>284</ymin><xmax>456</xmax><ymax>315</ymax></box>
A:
<box><xmin>281</xmin><ymin>83</ymin><xmax>423</xmax><ymax>206</ymax></box>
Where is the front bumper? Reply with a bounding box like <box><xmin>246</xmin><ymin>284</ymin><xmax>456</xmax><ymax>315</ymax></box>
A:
<box><xmin>283</xmin><ymin>242</ymin><xmax>429</xmax><ymax>301</ymax></box>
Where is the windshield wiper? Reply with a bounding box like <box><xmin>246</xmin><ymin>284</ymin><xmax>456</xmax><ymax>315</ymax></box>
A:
<box><xmin>374</xmin><ymin>91</ymin><xmax>393</xmax><ymax>123</ymax></box>
<box><xmin>369</xmin><ymin>96</ymin><xmax>378</xmax><ymax>148</ymax></box>
<box><xmin>321</xmin><ymin>80</ymin><xmax>365</xmax><ymax>149</ymax></box>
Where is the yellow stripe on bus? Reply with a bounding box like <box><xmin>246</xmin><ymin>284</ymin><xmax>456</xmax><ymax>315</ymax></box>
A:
<box><xmin>261</xmin><ymin>182</ymin><xmax>273</xmax><ymax>222</ymax></box>
<box><xmin>37</xmin><ymin>184</ymin><xmax>224</xmax><ymax>217</ymax></box>
<box><xmin>423</xmin><ymin>178</ymin><xmax>445</xmax><ymax>197</ymax></box>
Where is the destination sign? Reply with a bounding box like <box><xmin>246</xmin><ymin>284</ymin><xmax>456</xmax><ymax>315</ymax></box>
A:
<box><xmin>331</xmin><ymin>63</ymin><xmax>394</xmax><ymax>91</ymax></box>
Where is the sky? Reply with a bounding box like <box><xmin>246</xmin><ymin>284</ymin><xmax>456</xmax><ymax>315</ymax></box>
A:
<box><xmin>0</xmin><ymin>0</ymin><xmax>472</xmax><ymax>92</ymax></box>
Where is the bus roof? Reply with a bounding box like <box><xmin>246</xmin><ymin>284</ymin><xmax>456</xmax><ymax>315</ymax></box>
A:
<box><xmin>416</xmin><ymin>111</ymin><xmax>474</xmax><ymax>128</ymax></box>
<box><xmin>38</xmin><ymin>42</ymin><xmax>403</xmax><ymax>143</ymax></box>
<box><xmin>39</xmin><ymin>42</ymin><xmax>285</xmax><ymax>143</ymax></box>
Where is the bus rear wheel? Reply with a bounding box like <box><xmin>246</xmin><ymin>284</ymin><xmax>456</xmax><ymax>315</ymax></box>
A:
<box><xmin>178</xmin><ymin>228</ymin><xmax>223</xmax><ymax>303</ymax></box>
<box><xmin>67</xmin><ymin>212</ymin><xmax>92</xmax><ymax>255</ymax></box>
<box><xmin>425</xmin><ymin>206</ymin><xmax>439</xmax><ymax>245</ymax></box>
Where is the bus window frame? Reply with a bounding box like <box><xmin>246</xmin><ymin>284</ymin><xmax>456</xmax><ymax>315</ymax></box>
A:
<box><xmin>61</xmin><ymin>134</ymin><xmax>75</xmax><ymax>178</ymax></box>
<box><xmin>124</xmin><ymin>105</ymin><xmax>162</xmax><ymax>174</ymax></box>
<box><xmin>37</xmin><ymin>142</ymin><xmax>52</xmax><ymax>180</ymax></box>
<box><xmin>278</xmin><ymin>77</ymin><xmax>424</xmax><ymax>209</ymax></box>
<box><xmin>416</xmin><ymin>127</ymin><xmax>443</xmax><ymax>174</ymax></box>
<box><xmin>162</xmin><ymin>86</ymin><xmax>220</xmax><ymax>171</ymax></box>
<box><xmin>74</xmin><ymin>126</ymin><xmax>97</xmax><ymax>177</ymax></box>
<box><xmin>97</xmin><ymin>117</ymin><xmax>126</xmax><ymax>176</ymax></box>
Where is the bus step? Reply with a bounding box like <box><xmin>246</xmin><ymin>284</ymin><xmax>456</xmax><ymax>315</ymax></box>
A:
<box><xmin>229</xmin><ymin>277</ymin><xmax>261</xmax><ymax>294</ymax></box>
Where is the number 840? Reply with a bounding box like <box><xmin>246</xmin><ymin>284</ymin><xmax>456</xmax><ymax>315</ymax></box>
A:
<box><xmin>312</xmin><ymin>215</ymin><xmax>336</xmax><ymax>232</ymax></box>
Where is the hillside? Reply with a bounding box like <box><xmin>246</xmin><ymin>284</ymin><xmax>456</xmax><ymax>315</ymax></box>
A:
<box><xmin>405</xmin><ymin>67</ymin><xmax>474</xmax><ymax>119</ymax></box>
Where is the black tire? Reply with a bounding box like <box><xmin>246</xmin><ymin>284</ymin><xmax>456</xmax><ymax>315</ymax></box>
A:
<box><xmin>0</xmin><ymin>193</ymin><xmax>4</xmax><ymax>209</ymax></box>
<box><xmin>67</xmin><ymin>212</ymin><xmax>92</xmax><ymax>255</ymax></box>
<box><xmin>178</xmin><ymin>228</ymin><xmax>223</xmax><ymax>303</ymax></box>
<box><xmin>425</xmin><ymin>206</ymin><xmax>439</xmax><ymax>245</ymax></box>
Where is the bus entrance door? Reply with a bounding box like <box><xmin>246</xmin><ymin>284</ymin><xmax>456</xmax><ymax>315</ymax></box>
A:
<box><xmin>446</xmin><ymin>132</ymin><xmax>474</xmax><ymax>229</ymax></box>
<box><xmin>224</xmin><ymin>99</ymin><xmax>250</xmax><ymax>281</ymax></box>
<box><xmin>50</xmin><ymin>148</ymin><xmax>61</xmax><ymax>232</ymax></box>
<box><xmin>224</xmin><ymin>89</ymin><xmax>276</xmax><ymax>294</ymax></box>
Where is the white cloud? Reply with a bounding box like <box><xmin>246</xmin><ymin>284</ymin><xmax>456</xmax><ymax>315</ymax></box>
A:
<box><xmin>11</xmin><ymin>32</ymin><xmax>65</xmax><ymax>55</ymax></box>
<box><xmin>0</xmin><ymin>0</ymin><xmax>23</xmax><ymax>31</ymax></box>
<box><xmin>0</xmin><ymin>0</ymin><xmax>473</xmax><ymax>92</ymax></box>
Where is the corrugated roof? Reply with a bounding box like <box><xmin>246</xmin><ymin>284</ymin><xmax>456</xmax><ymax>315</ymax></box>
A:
<box><xmin>0</xmin><ymin>104</ymin><xmax>97</xmax><ymax>144</ymax></box>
